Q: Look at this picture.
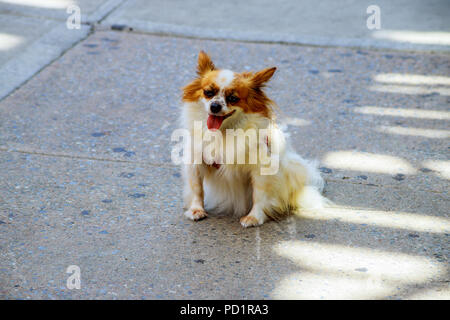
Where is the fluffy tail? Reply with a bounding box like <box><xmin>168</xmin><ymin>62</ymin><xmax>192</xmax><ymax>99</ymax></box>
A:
<box><xmin>296</xmin><ymin>159</ymin><xmax>332</xmax><ymax>211</ymax></box>
<box><xmin>297</xmin><ymin>185</ymin><xmax>332</xmax><ymax>210</ymax></box>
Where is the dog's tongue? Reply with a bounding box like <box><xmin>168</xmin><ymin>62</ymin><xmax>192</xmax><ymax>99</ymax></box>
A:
<box><xmin>207</xmin><ymin>114</ymin><xmax>224</xmax><ymax>130</ymax></box>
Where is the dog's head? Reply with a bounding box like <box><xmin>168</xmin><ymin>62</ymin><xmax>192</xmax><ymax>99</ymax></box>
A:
<box><xmin>182</xmin><ymin>51</ymin><xmax>276</xmax><ymax>130</ymax></box>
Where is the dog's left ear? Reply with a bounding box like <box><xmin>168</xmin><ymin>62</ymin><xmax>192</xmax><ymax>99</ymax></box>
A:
<box><xmin>252</xmin><ymin>67</ymin><xmax>276</xmax><ymax>87</ymax></box>
<box><xmin>197</xmin><ymin>50</ymin><xmax>215</xmax><ymax>76</ymax></box>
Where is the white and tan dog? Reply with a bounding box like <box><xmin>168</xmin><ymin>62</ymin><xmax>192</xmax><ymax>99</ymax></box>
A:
<box><xmin>180</xmin><ymin>51</ymin><xmax>328</xmax><ymax>227</ymax></box>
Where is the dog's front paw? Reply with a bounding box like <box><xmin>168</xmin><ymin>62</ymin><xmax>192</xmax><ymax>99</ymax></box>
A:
<box><xmin>240</xmin><ymin>215</ymin><xmax>263</xmax><ymax>228</ymax></box>
<box><xmin>184</xmin><ymin>208</ymin><xmax>208</xmax><ymax>221</ymax></box>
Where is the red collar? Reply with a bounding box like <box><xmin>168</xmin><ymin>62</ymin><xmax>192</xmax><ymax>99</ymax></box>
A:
<box><xmin>211</xmin><ymin>162</ymin><xmax>221</xmax><ymax>169</ymax></box>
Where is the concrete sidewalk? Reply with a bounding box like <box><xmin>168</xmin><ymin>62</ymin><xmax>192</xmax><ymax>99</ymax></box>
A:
<box><xmin>102</xmin><ymin>0</ymin><xmax>450</xmax><ymax>51</ymax></box>
<box><xmin>1</xmin><ymin>0</ymin><xmax>450</xmax><ymax>101</ymax></box>
<box><xmin>0</xmin><ymin>0</ymin><xmax>449</xmax><ymax>300</ymax></box>
<box><xmin>0</xmin><ymin>0</ymin><xmax>126</xmax><ymax>100</ymax></box>
<box><xmin>0</xmin><ymin>30</ymin><xmax>449</xmax><ymax>299</ymax></box>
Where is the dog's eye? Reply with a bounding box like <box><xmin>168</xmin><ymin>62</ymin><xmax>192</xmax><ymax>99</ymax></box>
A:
<box><xmin>227</xmin><ymin>95</ymin><xmax>239</xmax><ymax>104</ymax></box>
<box><xmin>204</xmin><ymin>90</ymin><xmax>215</xmax><ymax>98</ymax></box>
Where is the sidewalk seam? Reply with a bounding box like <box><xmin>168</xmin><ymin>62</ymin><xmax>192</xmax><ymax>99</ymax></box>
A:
<box><xmin>0</xmin><ymin>148</ymin><xmax>446</xmax><ymax>195</ymax></box>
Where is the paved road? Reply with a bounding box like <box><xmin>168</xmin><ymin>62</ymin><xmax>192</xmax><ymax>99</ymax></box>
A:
<box><xmin>0</xmin><ymin>1</ymin><xmax>449</xmax><ymax>299</ymax></box>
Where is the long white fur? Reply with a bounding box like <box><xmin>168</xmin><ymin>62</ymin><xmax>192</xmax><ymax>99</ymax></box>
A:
<box><xmin>181</xmin><ymin>96</ymin><xmax>329</xmax><ymax>226</ymax></box>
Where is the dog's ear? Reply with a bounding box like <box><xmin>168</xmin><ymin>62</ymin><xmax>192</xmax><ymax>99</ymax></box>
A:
<box><xmin>252</xmin><ymin>67</ymin><xmax>276</xmax><ymax>87</ymax></box>
<box><xmin>197</xmin><ymin>51</ymin><xmax>215</xmax><ymax>76</ymax></box>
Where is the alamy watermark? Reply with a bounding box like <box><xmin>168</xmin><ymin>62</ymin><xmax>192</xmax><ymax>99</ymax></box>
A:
<box><xmin>66</xmin><ymin>265</ymin><xmax>81</xmax><ymax>289</ymax></box>
<box><xmin>171</xmin><ymin>121</ymin><xmax>280</xmax><ymax>175</ymax></box>
<box><xmin>66</xmin><ymin>5</ymin><xmax>81</xmax><ymax>30</ymax></box>
<box><xmin>366</xmin><ymin>5</ymin><xmax>381</xmax><ymax>30</ymax></box>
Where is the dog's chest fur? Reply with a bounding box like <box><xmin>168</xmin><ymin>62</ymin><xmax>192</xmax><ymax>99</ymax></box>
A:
<box><xmin>202</xmin><ymin>164</ymin><xmax>253</xmax><ymax>217</ymax></box>
<box><xmin>182</xmin><ymin>101</ymin><xmax>272</xmax><ymax>216</ymax></box>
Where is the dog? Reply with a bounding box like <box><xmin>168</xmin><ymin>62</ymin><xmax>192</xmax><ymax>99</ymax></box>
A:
<box><xmin>180</xmin><ymin>51</ymin><xmax>328</xmax><ymax>227</ymax></box>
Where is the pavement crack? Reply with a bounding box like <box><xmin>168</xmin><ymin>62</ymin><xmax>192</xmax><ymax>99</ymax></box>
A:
<box><xmin>0</xmin><ymin>147</ymin><xmax>175</xmax><ymax>168</ymax></box>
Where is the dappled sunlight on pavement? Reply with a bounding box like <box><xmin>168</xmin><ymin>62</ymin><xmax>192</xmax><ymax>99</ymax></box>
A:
<box><xmin>369</xmin><ymin>84</ymin><xmax>450</xmax><ymax>96</ymax></box>
<box><xmin>298</xmin><ymin>206</ymin><xmax>450</xmax><ymax>234</ymax></box>
<box><xmin>1</xmin><ymin>0</ymin><xmax>75</xmax><ymax>9</ymax></box>
<box><xmin>375</xmin><ymin>125</ymin><xmax>450</xmax><ymax>139</ymax></box>
<box><xmin>0</xmin><ymin>33</ymin><xmax>24</xmax><ymax>51</ymax></box>
<box><xmin>422</xmin><ymin>160</ymin><xmax>450</xmax><ymax>180</ymax></box>
<box><xmin>374</xmin><ymin>73</ymin><xmax>450</xmax><ymax>86</ymax></box>
<box><xmin>372</xmin><ymin>30</ymin><xmax>450</xmax><ymax>46</ymax></box>
<box><xmin>273</xmin><ymin>241</ymin><xmax>446</xmax><ymax>299</ymax></box>
<box><xmin>322</xmin><ymin>151</ymin><xmax>417</xmax><ymax>175</ymax></box>
<box><xmin>353</xmin><ymin>106</ymin><xmax>450</xmax><ymax>120</ymax></box>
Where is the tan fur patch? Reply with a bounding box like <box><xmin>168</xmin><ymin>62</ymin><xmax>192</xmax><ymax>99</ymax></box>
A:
<box><xmin>182</xmin><ymin>51</ymin><xmax>277</xmax><ymax>119</ymax></box>
<box><xmin>197</xmin><ymin>50</ymin><xmax>215</xmax><ymax>76</ymax></box>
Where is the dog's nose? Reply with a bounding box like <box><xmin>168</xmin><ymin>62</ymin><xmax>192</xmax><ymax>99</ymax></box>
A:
<box><xmin>210</xmin><ymin>102</ymin><xmax>222</xmax><ymax>114</ymax></box>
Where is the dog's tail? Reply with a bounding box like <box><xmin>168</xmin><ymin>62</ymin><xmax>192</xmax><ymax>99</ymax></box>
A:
<box><xmin>297</xmin><ymin>184</ymin><xmax>332</xmax><ymax>211</ymax></box>
<box><xmin>292</xmin><ymin>158</ymin><xmax>332</xmax><ymax>212</ymax></box>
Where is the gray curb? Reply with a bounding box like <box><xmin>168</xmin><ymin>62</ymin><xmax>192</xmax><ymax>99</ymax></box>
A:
<box><xmin>0</xmin><ymin>23</ymin><xmax>90</xmax><ymax>101</ymax></box>
<box><xmin>99</xmin><ymin>18</ymin><xmax>450</xmax><ymax>53</ymax></box>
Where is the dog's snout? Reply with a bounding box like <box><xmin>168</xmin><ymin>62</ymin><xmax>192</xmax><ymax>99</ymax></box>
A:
<box><xmin>210</xmin><ymin>102</ymin><xmax>222</xmax><ymax>114</ymax></box>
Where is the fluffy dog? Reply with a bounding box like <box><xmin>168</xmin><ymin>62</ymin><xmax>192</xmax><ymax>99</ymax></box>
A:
<box><xmin>180</xmin><ymin>51</ymin><xmax>328</xmax><ymax>227</ymax></box>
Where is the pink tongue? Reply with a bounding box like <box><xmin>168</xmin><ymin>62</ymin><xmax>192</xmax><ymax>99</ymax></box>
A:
<box><xmin>207</xmin><ymin>115</ymin><xmax>224</xmax><ymax>130</ymax></box>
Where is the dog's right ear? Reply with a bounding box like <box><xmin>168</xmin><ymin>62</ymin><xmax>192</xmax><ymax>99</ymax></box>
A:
<box><xmin>251</xmin><ymin>67</ymin><xmax>276</xmax><ymax>88</ymax></box>
<box><xmin>197</xmin><ymin>51</ymin><xmax>215</xmax><ymax>76</ymax></box>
